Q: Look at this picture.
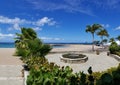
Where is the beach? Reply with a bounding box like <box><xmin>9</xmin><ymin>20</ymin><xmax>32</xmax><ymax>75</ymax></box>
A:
<box><xmin>0</xmin><ymin>48</ymin><xmax>22</xmax><ymax>65</ymax></box>
<box><xmin>0</xmin><ymin>45</ymin><xmax>119</xmax><ymax>74</ymax></box>
<box><xmin>51</xmin><ymin>44</ymin><xmax>101</xmax><ymax>53</ymax></box>
<box><xmin>0</xmin><ymin>48</ymin><xmax>23</xmax><ymax>85</ymax></box>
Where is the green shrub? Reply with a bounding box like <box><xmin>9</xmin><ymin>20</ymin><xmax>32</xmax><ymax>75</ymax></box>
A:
<box><xmin>96</xmin><ymin>73</ymin><xmax>113</xmax><ymax>85</ymax></box>
<box><xmin>112</xmin><ymin>63</ymin><xmax>120</xmax><ymax>85</ymax></box>
<box><xmin>27</xmin><ymin>65</ymin><xmax>74</xmax><ymax>85</ymax></box>
<box><xmin>27</xmin><ymin>63</ymin><xmax>91</xmax><ymax>85</ymax></box>
<box><xmin>15</xmin><ymin>48</ymin><xmax>30</xmax><ymax>58</ymax></box>
<box><xmin>25</xmin><ymin>57</ymin><xmax>48</xmax><ymax>69</ymax></box>
<box><xmin>96</xmin><ymin>64</ymin><xmax>120</xmax><ymax>85</ymax></box>
<box><xmin>109</xmin><ymin>42</ymin><xmax>120</xmax><ymax>54</ymax></box>
<box><xmin>115</xmin><ymin>52</ymin><xmax>120</xmax><ymax>57</ymax></box>
<box><xmin>27</xmin><ymin>63</ymin><xmax>120</xmax><ymax>85</ymax></box>
<box><xmin>15</xmin><ymin>28</ymin><xmax>52</xmax><ymax>62</ymax></box>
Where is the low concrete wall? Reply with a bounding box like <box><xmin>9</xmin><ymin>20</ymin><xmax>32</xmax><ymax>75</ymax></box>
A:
<box><xmin>109</xmin><ymin>54</ymin><xmax>120</xmax><ymax>61</ymax></box>
<box><xmin>60</xmin><ymin>56</ymin><xmax>88</xmax><ymax>63</ymax></box>
<box><xmin>24</xmin><ymin>70</ymin><xmax>29</xmax><ymax>85</ymax></box>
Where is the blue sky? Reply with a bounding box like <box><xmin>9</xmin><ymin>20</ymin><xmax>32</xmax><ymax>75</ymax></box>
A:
<box><xmin>0</xmin><ymin>0</ymin><xmax>120</xmax><ymax>43</ymax></box>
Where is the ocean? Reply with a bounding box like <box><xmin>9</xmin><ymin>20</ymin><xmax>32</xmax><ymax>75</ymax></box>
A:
<box><xmin>0</xmin><ymin>42</ymin><xmax>92</xmax><ymax>48</ymax></box>
<box><xmin>0</xmin><ymin>42</ymin><xmax>15</xmax><ymax>48</ymax></box>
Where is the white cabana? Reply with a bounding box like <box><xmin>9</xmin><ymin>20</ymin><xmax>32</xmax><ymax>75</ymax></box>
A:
<box><xmin>104</xmin><ymin>40</ymin><xmax>120</xmax><ymax>46</ymax></box>
<box><xmin>116</xmin><ymin>41</ymin><xmax>120</xmax><ymax>45</ymax></box>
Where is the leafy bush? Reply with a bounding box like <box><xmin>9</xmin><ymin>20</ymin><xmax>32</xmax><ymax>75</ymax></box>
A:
<box><xmin>96</xmin><ymin>64</ymin><xmax>120</xmax><ymax>85</ymax></box>
<box><xmin>109</xmin><ymin>42</ymin><xmax>120</xmax><ymax>54</ymax></box>
<box><xmin>27</xmin><ymin>65</ymin><xmax>74</xmax><ymax>85</ymax></box>
<box><xmin>115</xmin><ymin>52</ymin><xmax>120</xmax><ymax>57</ymax></box>
<box><xmin>15</xmin><ymin>28</ymin><xmax>52</xmax><ymax>60</ymax></box>
<box><xmin>27</xmin><ymin>39</ymin><xmax>52</xmax><ymax>57</ymax></box>
<box><xmin>15</xmin><ymin>48</ymin><xmax>30</xmax><ymax>58</ymax></box>
<box><xmin>27</xmin><ymin>62</ymin><xmax>91</xmax><ymax>85</ymax></box>
<box><xmin>27</xmin><ymin>64</ymin><xmax>120</xmax><ymax>85</ymax></box>
<box><xmin>25</xmin><ymin>57</ymin><xmax>48</xmax><ymax>70</ymax></box>
<box><xmin>96</xmin><ymin>73</ymin><xmax>113</xmax><ymax>85</ymax></box>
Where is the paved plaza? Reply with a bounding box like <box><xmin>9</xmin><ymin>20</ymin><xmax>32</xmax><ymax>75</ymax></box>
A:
<box><xmin>46</xmin><ymin>52</ymin><xmax>120</xmax><ymax>73</ymax></box>
<box><xmin>0</xmin><ymin>48</ymin><xmax>24</xmax><ymax>85</ymax></box>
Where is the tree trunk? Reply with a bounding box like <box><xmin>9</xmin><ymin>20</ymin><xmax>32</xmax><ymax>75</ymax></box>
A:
<box><xmin>92</xmin><ymin>34</ymin><xmax>94</xmax><ymax>51</ymax></box>
<box><xmin>101</xmin><ymin>36</ymin><xmax>103</xmax><ymax>48</ymax></box>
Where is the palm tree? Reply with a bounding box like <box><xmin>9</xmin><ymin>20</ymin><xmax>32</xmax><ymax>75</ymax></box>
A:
<box><xmin>116</xmin><ymin>35</ymin><xmax>120</xmax><ymax>41</ymax></box>
<box><xmin>116</xmin><ymin>35</ymin><xmax>120</xmax><ymax>45</ymax></box>
<box><xmin>109</xmin><ymin>38</ymin><xmax>115</xmax><ymax>43</ymax></box>
<box><xmin>15</xmin><ymin>27</ymin><xmax>52</xmax><ymax>57</ymax></box>
<box><xmin>85</xmin><ymin>24</ymin><xmax>102</xmax><ymax>51</ymax></box>
<box><xmin>97</xmin><ymin>29</ymin><xmax>109</xmax><ymax>48</ymax></box>
<box><xmin>21</xmin><ymin>28</ymin><xmax>37</xmax><ymax>40</ymax></box>
<box><xmin>102</xmin><ymin>39</ymin><xmax>108</xmax><ymax>44</ymax></box>
<box><xmin>15</xmin><ymin>28</ymin><xmax>37</xmax><ymax>49</ymax></box>
<box><xmin>94</xmin><ymin>40</ymin><xmax>100</xmax><ymax>46</ymax></box>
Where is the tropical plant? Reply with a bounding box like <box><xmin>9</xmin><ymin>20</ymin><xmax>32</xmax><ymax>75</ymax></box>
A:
<box><xmin>27</xmin><ymin>65</ymin><xmax>74</xmax><ymax>85</ymax></box>
<box><xmin>15</xmin><ymin>28</ymin><xmax>37</xmax><ymax>53</ymax></box>
<box><xmin>116</xmin><ymin>35</ymin><xmax>120</xmax><ymax>41</ymax></box>
<box><xmin>97</xmin><ymin>29</ymin><xmax>109</xmax><ymax>48</ymax></box>
<box><xmin>96</xmin><ymin>64</ymin><xmax>120</xmax><ymax>85</ymax></box>
<box><xmin>25</xmin><ymin>57</ymin><xmax>48</xmax><ymax>69</ymax></box>
<box><xmin>102</xmin><ymin>39</ymin><xmax>108</xmax><ymax>45</ymax></box>
<box><xmin>109</xmin><ymin>38</ymin><xmax>115</xmax><ymax>43</ymax></box>
<box><xmin>93</xmin><ymin>40</ymin><xmax>100</xmax><ymax>46</ymax></box>
<box><xmin>27</xmin><ymin>61</ymin><xmax>120</xmax><ymax>85</ymax></box>
<box><xmin>116</xmin><ymin>35</ymin><xmax>120</xmax><ymax>45</ymax></box>
<box><xmin>86</xmin><ymin>24</ymin><xmax>102</xmax><ymax>51</ymax></box>
<box><xmin>109</xmin><ymin>42</ymin><xmax>120</xmax><ymax>54</ymax></box>
<box><xmin>26</xmin><ymin>39</ymin><xmax>52</xmax><ymax>57</ymax></box>
<box><xmin>15</xmin><ymin>27</ymin><xmax>52</xmax><ymax>59</ymax></box>
<box><xmin>15</xmin><ymin>28</ymin><xmax>37</xmax><ymax>48</ymax></box>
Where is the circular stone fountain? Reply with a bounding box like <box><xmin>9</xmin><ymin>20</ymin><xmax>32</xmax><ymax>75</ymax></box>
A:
<box><xmin>60</xmin><ymin>53</ymin><xmax>88</xmax><ymax>63</ymax></box>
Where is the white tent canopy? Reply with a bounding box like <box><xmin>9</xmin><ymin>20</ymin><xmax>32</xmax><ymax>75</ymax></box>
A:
<box><xmin>116</xmin><ymin>41</ymin><xmax>120</xmax><ymax>45</ymax></box>
<box><xmin>104</xmin><ymin>40</ymin><xmax>120</xmax><ymax>46</ymax></box>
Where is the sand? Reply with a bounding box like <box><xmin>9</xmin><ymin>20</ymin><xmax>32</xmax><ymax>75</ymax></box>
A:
<box><xmin>0</xmin><ymin>45</ymin><xmax>99</xmax><ymax>65</ymax></box>
<box><xmin>0</xmin><ymin>48</ymin><xmax>23</xmax><ymax>85</ymax></box>
<box><xmin>0</xmin><ymin>48</ymin><xmax>23</xmax><ymax>65</ymax></box>
<box><xmin>0</xmin><ymin>45</ymin><xmax>119</xmax><ymax>73</ymax></box>
<box><xmin>51</xmin><ymin>44</ymin><xmax>102</xmax><ymax>53</ymax></box>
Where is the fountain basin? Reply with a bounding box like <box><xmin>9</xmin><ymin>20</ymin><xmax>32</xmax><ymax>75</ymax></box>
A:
<box><xmin>60</xmin><ymin>53</ymin><xmax>88</xmax><ymax>63</ymax></box>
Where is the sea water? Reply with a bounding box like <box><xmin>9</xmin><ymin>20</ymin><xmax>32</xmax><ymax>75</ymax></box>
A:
<box><xmin>0</xmin><ymin>42</ymin><xmax>15</xmax><ymax>48</ymax></box>
<box><xmin>0</xmin><ymin>42</ymin><xmax>92</xmax><ymax>48</ymax></box>
<box><xmin>0</xmin><ymin>43</ymin><xmax>65</xmax><ymax>48</ymax></box>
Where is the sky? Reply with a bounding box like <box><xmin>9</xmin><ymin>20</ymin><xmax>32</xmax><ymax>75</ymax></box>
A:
<box><xmin>0</xmin><ymin>0</ymin><xmax>120</xmax><ymax>43</ymax></box>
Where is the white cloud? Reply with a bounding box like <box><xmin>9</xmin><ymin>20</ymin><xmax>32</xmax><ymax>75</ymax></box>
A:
<box><xmin>13</xmin><ymin>23</ymin><xmax>20</xmax><ymax>30</ymax></box>
<box><xmin>41</xmin><ymin>37</ymin><xmax>52</xmax><ymax>40</ymax></box>
<box><xmin>33</xmin><ymin>27</ymin><xmax>42</xmax><ymax>31</ymax></box>
<box><xmin>41</xmin><ymin>37</ymin><xmax>63</xmax><ymax>41</ymax></box>
<box><xmin>0</xmin><ymin>33</ymin><xmax>15</xmax><ymax>41</ymax></box>
<box><xmin>36</xmin><ymin>17</ymin><xmax>56</xmax><ymax>26</ymax></box>
<box><xmin>26</xmin><ymin>0</ymin><xmax>94</xmax><ymax>16</ymax></box>
<box><xmin>0</xmin><ymin>16</ymin><xmax>29</xmax><ymax>24</ymax></box>
<box><xmin>54</xmin><ymin>38</ymin><xmax>61</xmax><ymax>40</ymax></box>
<box><xmin>0</xmin><ymin>33</ymin><xmax>14</xmax><ymax>37</ymax></box>
<box><xmin>0</xmin><ymin>15</ymin><xmax>57</xmax><ymax>31</ymax></box>
<box><xmin>0</xmin><ymin>16</ymin><xmax>31</xmax><ymax>30</ymax></box>
<box><xmin>115</xmin><ymin>26</ymin><xmax>120</xmax><ymax>30</ymax></box>
<box><xmin>26</xmin><ymin>0</ymin><xmax>120</xmax><ymax>16</ymax></box>
<box><xmin>102</xmin><ymin>24</ymin><xmax>110</xmax><ymax>28</ymax></box>
<box><xmin>92</xmin><ymin>0</ymin><xmax>120</xmax><ymax>10</ymax></box>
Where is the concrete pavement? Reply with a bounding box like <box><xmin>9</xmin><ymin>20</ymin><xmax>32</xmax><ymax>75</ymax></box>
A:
<box><xmin>46</xmin><ymin>52</ymin><xmax>120</xmax><ymax>73</ymax></box>
<box><xmin>0</xmin><ymin>48</ymin><xmax>24</xmax><ymax>85</ymax></box>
